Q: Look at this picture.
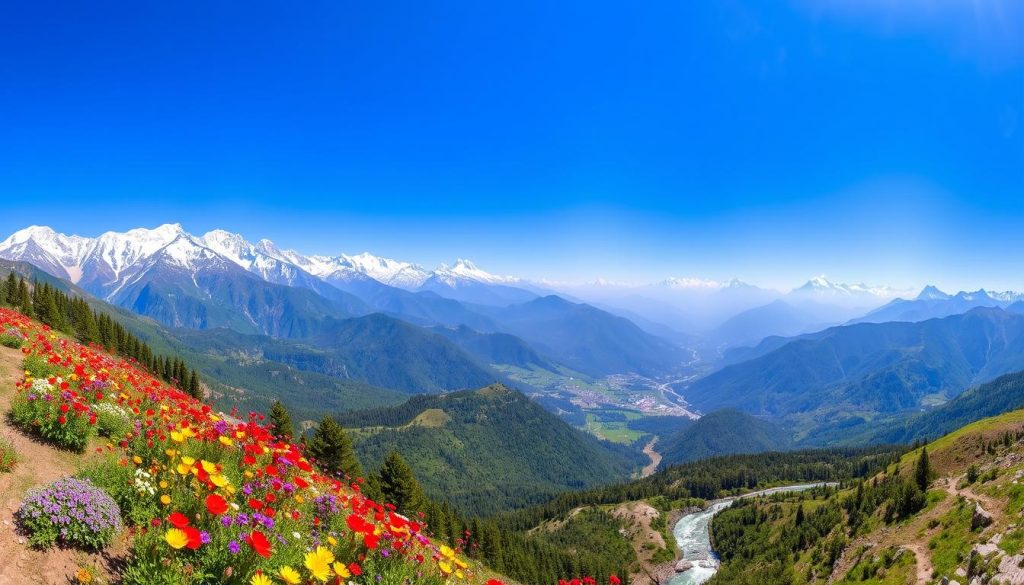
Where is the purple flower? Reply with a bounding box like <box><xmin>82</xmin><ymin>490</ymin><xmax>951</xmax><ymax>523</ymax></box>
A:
<box><xmin>228</xmin><ymin>540</ymin><xmax>240</xmax><ymax>554</ymax></box>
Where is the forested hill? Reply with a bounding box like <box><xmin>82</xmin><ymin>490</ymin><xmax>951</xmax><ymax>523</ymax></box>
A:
<box><xmin>334</xmin><ymin>384</ymin><xmax>646</xmax><ymax>514</ymax></box>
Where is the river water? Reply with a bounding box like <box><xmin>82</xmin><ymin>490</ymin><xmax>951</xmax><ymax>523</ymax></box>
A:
<box><xmin>667</xmin><ymin>483</ymin><xmax>830</xmax><ymax>585</ymax></box>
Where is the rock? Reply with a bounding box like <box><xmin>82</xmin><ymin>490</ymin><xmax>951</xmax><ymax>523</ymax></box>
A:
<box><xmin>956</xmin><ymin>567</ymin><xmax>967</xmax><ymax>577</ymax></box>
<box><xmin>674</xmin><ymin>560</ymin><xmax>693</xmax><ymax>573</ymax></box>
<box><xmin>972</xmin><ymin>503</ymin><xmax>994</xmax><ymax>530</ymax></box>
<box><xmin>974</xmin><ymin>542</ymin><xmax>999</xmax><ymax>556</ymax></box>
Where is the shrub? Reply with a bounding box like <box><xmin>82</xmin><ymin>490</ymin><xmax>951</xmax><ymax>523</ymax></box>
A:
<box><xmin>92</xmin><ymin>402</ymin><xmax>132</xmax><ymax>439</ymax></box>
<box><xmin>78</xmin><ymin>459</ymin><xmax>159</xmax><ymax>527</ymax></box>
<box><xmin>0</xmin><ymin>329</ymin><xmax>23</xmax><ymax>349</ymax></box>
<box><xmin>23</xmin><ymin>353</ymin><xmax>63</xmax><ymax>380</ymax></box>
<box><xmin>10</xmin><ymin>378</ymin><xmax>95</xmax><ymax>452</ymax></box>
<box><xmin>17</xmin><ymin>477</ymin><xmax>122</xmax><ymax>549</ymax></box>
<box><xmin>0</xmin><ymin>436</ymin><xmax>19</xmax><ymax>472</ymax></box>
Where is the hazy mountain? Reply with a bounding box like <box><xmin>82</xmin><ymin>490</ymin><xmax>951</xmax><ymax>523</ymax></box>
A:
<box><xmin>335</xmin><ymin>384</ymin><xmax>645</xmax><ymax>514</ymax></box>
<box><xmin>475</xmin><ymin>295</ymin><xmax>688</xmax><ymax>377</ymax></box>
<box><xmin>709</xmin><ymin>299</ymin><xmax>861</xmax><ymax>349</ymax></box>
<box><xmin>685</xmin><ymin>307</ymin><xmax>1024</xmax><ymax>421</ymax></box>
<box><xmin>430</xmin><ymin>325</ymin><xmax>559</xmax><ymax>372</ymax></box>
<box><xmin>852</xmin><ymin>285</ymin><xmax>1021</xmax><ymax>324</ymax></box>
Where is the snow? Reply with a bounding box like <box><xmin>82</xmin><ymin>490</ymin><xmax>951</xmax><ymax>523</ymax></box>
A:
<box><xmin>432</xmin><ymin>258</ymin><xmax>518</xmax><ymax>286</ymax></box>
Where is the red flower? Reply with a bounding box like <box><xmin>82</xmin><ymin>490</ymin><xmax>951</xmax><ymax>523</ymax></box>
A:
<box><xmin>205</xmin><ymin>493</ymin><xmax>228</xmax><ymax>515</ymax></box>
<box><xmin>184</xmin><ymin>526</ymin><xmax>202</xmax><ymax>550</ymax></box>
<box><xmin>610</xmin><ymin>577</ymin><xmax>621</xmax><ymax>585</ymax></box>
<box><xmin>167</xmin><ymin>512</ymin><xmax>190</xmax><ymax>528</ymax></box>
<box><xmin>363</xmin><ymin>533</ymin><xmax>379</xmax><ymax>549</ymax></box>
<box><xmin>246</xmin><ymin>530</ymin><xmax>272</xmax><ymax>558</ymax></box>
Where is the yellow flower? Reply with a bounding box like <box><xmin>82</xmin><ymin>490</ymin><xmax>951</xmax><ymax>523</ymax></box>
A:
<box><xmin>200</xmin><ymin>460</ymin><xmax>217</xmax><ymax>473</ymax></box>
<box><xmin>333</xmin><ymin>562</ymin><xmax>351</xmax><ymax>578</ymax></box>
<box><xmin>327</xmin><ymin>536</ymin><xmax>338</xmax><ymax>547</ymax></box>
<box><xmin>304</xmin><ymin>546</ymin><xmax>335</xmax><ymax>582</ymax></box>
<box><xmin>439</xmin><ymin>560</ymin><xmax>453</xmax><ymax>575</ymax></box>
<box><xmin>250</xmin><ymin>572</ymin><xmax>272</xmax><ymax>585</ymax></box>
<box><xmin>439</xmin><ymin>544</ymin><xmax>456</xmax><ymax>559</ymax></box>
<box><xmin>211</xmin><ymin>474</ymin><xmax>229</xmax><ymax>488</ymax></box>
<box><xmin>164</xmin><ymin>528</ymin><xmax>188</xmax><ymax>549</ymax></box>
<box><xmin>279</xmin><ymin>566</ymin><xmax>302</xmax><ymax>584</ymax></box>
<box><xmin>219</xmin><ymin>436</ymin><xmax>233</xmax><ymax>446</ymax></box>
<box><xmin>160</xmin><ymin>494</ymin><xmax>171</xmax><ymax>506</ymax></box>
<box><xmin>159</xmin><ymin>480</ymin><xmax>168</xmax><ymax>489</ymax></box>
<box><xmin>170</xmin><ymin>431</ymin><xmax>185</xmax><ymax>443</ymax></box>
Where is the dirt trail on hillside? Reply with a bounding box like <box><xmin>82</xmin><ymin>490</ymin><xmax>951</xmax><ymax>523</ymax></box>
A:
<box><xmin>902</xmin><ymin>543</ymin><xmax>933</xmax><ymax>585</ymax></box>
<box><xmin>641</xmin><ymin>438</ymin><xmax>661</xmax><ymax>478</ymax></box>
<box><xmin>830</xmin><ymin>475</ymin><xmax>1004</xmax><ymax>584</ymax></box>
<box><xmin>0</xmin><ymin>345</ymin><xmax>126</xmax><ymax>584</ymax></box>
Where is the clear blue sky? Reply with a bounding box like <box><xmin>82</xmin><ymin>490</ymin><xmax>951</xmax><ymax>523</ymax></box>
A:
<box><xmin>1</xmin><ymin>1</ymin><xmax>1022</xmax><ymax>290</ymax></box>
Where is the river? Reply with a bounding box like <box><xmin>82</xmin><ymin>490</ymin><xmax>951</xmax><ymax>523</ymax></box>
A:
<box><xmin>667</xmin><ymin>483</ymin><xmax>832</xmax><ymax>585</ymax></box>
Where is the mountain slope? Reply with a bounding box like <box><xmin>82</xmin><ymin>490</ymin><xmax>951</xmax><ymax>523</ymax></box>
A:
<box><xmin>336</xmin><ymin>384</ymin><xmax>645</xmax><ymax>514</ymax></box>
<box><xmin>430</xmin><ymin>325</ymin><xmax>559</xmax><ymax>371</ymax></box>
<box><xmin>659</xmin><ymin>409</ymin><xmax>793</xmax><ymax>465</ymax></box>
<box><xmin>853</xmin><ymin>286</ymin><xmax>1013</xmax><ymax>325</ymax></box>
<box><xmin>478</xmin><ymin>295</ymin><xmax>686</xmax><ymax>377</ymax></box>
<box><xmin>685</xmin><ymin>308</ymin><xmax>1024</xmax><ymax>422</ymax></box>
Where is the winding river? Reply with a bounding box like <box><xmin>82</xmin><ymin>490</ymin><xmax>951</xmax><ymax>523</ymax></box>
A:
<box><xmin>667</xmin><ymin>483</ymin><xmax>832</xmax><ymax>585</ymax></box>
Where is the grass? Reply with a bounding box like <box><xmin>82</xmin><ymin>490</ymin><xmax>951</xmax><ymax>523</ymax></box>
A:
<box><xmin>840</xmin><ymin>546</ymin><xmax>915</xmax><ymax>584</ymax></box>
<box><xmin>927</xmin><ymin>498</ymin><xmax>976</xmax><ymax>579</ymax></box>
<box><xmin>0</xmin><ymin>436</ymin><xmax>19</xmax><ymax>472</ymax></box>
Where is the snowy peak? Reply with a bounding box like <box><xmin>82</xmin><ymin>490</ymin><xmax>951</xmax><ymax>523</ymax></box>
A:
<box><xmin>917</xmin><ymin>285</ymin><xmax>952</xmax><ymax>301</ymax></box>
<box><xmin>792</xmin><ymin>275</ymin><xmax>909</xmax><ymax>299</ymax></box>
<box><xmin>432</xmin><ymin>258</ymin><xmax>518</xmax><ymax>286</ymax></box>
<box><xmin>660</xmin><ymin>277</ymin><xmax>724</xmax><ymax>290</ymax></box>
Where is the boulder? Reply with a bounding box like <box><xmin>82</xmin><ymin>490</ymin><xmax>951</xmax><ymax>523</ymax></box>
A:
<box><xmin>972</xmin><ymin>503</ymin><xmax>994</xmax><ymax>530</ymax></box>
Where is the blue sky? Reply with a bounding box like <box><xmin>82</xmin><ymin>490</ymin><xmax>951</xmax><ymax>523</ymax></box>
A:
<box><xmin>1</xmin><ymin>1</ymin><xmax>1022</xmax><ymax>290</ymax></box>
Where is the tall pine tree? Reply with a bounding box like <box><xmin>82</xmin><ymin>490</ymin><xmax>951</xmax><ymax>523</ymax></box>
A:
<box><xmin>307</xmin><ymin>416</ymin><xmax>362</xmax><ymax>479</ymax></box>
<box><xmin>376</xmin><ymin>450</ymin><xmax>426</xmax><ymax>515</ymax></box>
<box><xmin>268</xmin><ymin>401</ymin><xmax>295</xmax><ymax>439</ymax></box>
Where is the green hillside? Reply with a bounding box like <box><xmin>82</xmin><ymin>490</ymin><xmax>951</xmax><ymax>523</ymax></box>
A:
<box><xmin>659</xmin><ymin>408</ymin><xmax>793</xmax><ymax>466</ymax></box>
<box><xmin>335</xmin><ymin>384</ymin><xmax>646</xmax><ymax>514</ymax></box>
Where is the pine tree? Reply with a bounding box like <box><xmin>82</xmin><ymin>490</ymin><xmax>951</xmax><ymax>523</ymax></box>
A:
<box><xmin>915</xmin><ymin>446</ymin><xmax>931</xmax><ymax>491</ymax></box>
<box><xmin>18</xmin><ymin>279</ymin><xmax>32</xmax><ymax>315</ymax></box>
<box><xmin>187</xmin><ymin>369</ymin><xmax>202</xmax><ymax>399</ymax></box>
<box><xmin>795</xmin><ymin>504</ymin><xmax>804</xmax><ymax>526</ymax></box>
<box><xmin>307</xmin><ymin>416</ymin><xmax>362</xmax><ymax>479</ymax></box>
<box><xmin>376</xmin><ymin>450</ymin><xmax>426</xmax><ymax>515</ymax></box>
<box><xmin>268</xmin><ymin>401</ymin><xmax>295</xmax><ymax>439</ymax></box>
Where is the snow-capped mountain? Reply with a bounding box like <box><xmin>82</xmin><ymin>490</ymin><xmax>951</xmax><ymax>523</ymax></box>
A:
<box><xmin>788</xmin><ymin>275</ymin><xmax>912</xmax><ymax>307</ymax></box>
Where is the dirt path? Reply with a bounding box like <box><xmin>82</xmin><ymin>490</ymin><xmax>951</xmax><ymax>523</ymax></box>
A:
<box><xmin>902</xmin><ymin>543</ymin><xmax>932</xmax><ymax>585</ymax></box>
<box><xmin>641</xmin><ymin>438</ymin><xmax>661</xmax><ymax>478</ymax></box>
<box><xmin>0</xmin><ymin>345</ymin><xmax>126</xmax><ymax>584</ymax></box>
<box><xmin>829</xmin><ymin>482</ymin><xmax>955</xmax><ymax>584</ymax></box>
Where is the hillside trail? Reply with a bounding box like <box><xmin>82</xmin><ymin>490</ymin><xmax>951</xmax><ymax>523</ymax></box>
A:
<box><xmin>0</xmin><ymin>344</ymin><xmax>126</xmax><ymax>584</ymax></box>
<box><xmin>829</xmin><ymin>475</ymin><xmax>1003</xmax><ymax>584</ymax></box>
<box><xmin>901</xmin><ymin>543</ymin><xmax>933</xmax><ymax>585</ymax></box>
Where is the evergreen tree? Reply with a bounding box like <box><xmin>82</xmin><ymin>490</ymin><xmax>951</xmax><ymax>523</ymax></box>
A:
<box><xmin>376</xmin><ymin>450</ymin><xmax>426</xmax><ymax>515</ymax></box>
<box><xmin>268</xmin><ymin>400</ymin><xmax>295</xmax><ymax>439</ymax></box>
<box><xmin>307</xmin><ymin>416</ymin><xmax>362</xmax><ymax>479</ymax></box>
<box><xmin>915</xmin><ymin>446</ymin><xmax>931</xmax><ymax>491</ymax></box>
<box><xmin>187</xmin><ymin>369</ymin><xmax>202</xmax><ymax>399</ymax></box>
<box><xmin>18</xmin><ymin>279</ymin><xmax>32</xmax><ymax>316</ymax></box>
<box><xmin>794</xmin><ymin>504</ymin><xmax>804</xmax><ymax>526</ymax></box>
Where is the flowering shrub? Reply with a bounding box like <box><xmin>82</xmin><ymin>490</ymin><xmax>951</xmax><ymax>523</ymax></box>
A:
<box><xmin>10</xmin><ymin>375</ymin><xmax>96</xmax><ymax>452</ymax></box>
<box><xmin>0</xmin><ymin>436</ymin><xmax>19</xmax><ymax>472</ymax></box>
<box><xmin>17</xmin><ymin>476</ymin><xmax>122</xmax><ymax>549</ymax></box>
<box><xmin>0</xmin><ymin>326</ymin><xmax>23</xmax><ymax>348</ymax></box>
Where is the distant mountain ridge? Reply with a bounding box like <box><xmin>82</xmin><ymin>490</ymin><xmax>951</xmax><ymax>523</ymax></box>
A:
<box><xmin>685</xmin><ymin>307</ymin><xmax>1024</xmax><ymax>426</ymax></box>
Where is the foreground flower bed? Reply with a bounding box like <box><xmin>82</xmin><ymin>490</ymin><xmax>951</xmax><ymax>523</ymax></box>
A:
<box><xmin>0</xmin><ymin>308</ymin><xmax>482</xmax><ymax>584</ymax></box>
<box><xmin>0</xmin><ymin>307</ymin><xmax>624</xmax><ymax>585</ymax></box>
